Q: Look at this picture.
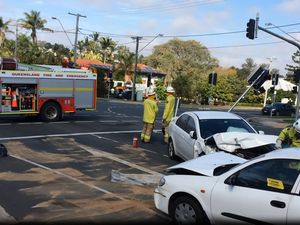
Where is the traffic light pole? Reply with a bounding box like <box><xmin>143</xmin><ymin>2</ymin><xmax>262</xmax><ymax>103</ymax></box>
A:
<box><xmin>228</xmin><ymin>70</ymin><xmax>265</xmax><ymax>112</ymax></box>
<box><xmin>257</xmin><ymin>25</ymin><xmax>300</xmax><ymax>120</ymax></box>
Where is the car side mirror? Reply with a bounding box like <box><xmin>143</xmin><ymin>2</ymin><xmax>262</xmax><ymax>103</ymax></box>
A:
<box><xmin>189</xmin><ymin>131</ymin><xmax>197</xmax><ymax>139</ymax></box>
<box><xmin>225</xmin><ymin>174</ymin><xmax>237</xmax><ymax>186</ymax></box>
<box><xmin>258</xmin><ymin>130</ymin><xmax>264</xmax><ymax>134</ymax></box>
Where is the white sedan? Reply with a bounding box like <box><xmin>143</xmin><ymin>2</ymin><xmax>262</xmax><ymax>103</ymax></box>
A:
<box><xmin>168</xmin><ymin>111</ymin><xmax>269</xmax><ymax>161</ymax></box>
<box><xmin>154</xmin><ymin>148</ymin><xmax>300</xmax><ymax>224</ymax></box>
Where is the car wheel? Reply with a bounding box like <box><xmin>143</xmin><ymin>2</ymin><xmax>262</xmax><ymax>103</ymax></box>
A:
<box><xmin>168</xmin><ymin>139</ymin><xmax>177</xmax><ymax>160</ymax></box>
<box><xmin>170</xmin><ymin>196</ymin><xmax>208</xmax><ymax>225</ymax></box>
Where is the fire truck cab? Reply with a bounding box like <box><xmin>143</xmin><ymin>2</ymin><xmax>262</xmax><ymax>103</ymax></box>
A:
<box><xmin>0</xmin><ymin>57</ymin><xmax>97</xmax><ymax>122</ymax></box>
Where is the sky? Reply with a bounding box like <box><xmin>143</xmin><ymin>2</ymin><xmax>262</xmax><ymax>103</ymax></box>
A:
<box><xmin>1</xmin><ymin>0</ymin><xmax>300</xmax><ymax>74</ymax></box>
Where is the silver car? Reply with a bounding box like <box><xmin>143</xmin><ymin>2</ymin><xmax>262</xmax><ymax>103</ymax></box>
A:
<box><xmin>168</xmin><ymin>111</ymin><xmax>262</xmax><ymax>161</ymax></box>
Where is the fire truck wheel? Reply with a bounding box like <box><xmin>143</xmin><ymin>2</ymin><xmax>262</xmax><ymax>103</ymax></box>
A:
<box><xmin>41</xmin><ymin>102</ymin><xmax>61</xmax><ymax>122</ymax></box>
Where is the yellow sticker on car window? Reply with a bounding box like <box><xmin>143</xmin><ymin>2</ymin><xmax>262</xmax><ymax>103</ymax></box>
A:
<box><xmin>267</xmin><ymin>178</ymin><xmax>284</xmax><ymax>190</ymax></box>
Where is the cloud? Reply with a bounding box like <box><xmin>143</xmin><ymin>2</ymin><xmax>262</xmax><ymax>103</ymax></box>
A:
<box><xmin>276</xmin><ymin>0</ymin><xmax>300</xmax><ymax>13</ymax></box>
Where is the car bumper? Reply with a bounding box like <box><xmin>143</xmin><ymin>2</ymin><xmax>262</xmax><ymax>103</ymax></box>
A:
<box><xmin>154</xmin><ymin>187</ymin><xmax>169</xmax><ymax>215</ymax></box>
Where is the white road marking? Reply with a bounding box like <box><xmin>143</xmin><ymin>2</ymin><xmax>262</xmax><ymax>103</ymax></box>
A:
<box><xmin>51</xmin><ymin>121</ymin><xmax>70</xmax><ymax>124</ymax></box>
<box><xmin>0</xmin><ymin>129</ymin><xmax>161</xmax><ymax>141</ymax></box>
<box><xmin>74</xmin><ymin>121</ymin><xmax>94</xmax><ymax>123</ymax></box>
<box><xmin>98</xmin><ymin>120</ymin><xmax>118</xmax><ymax>123</ymax></box>
<box><xmin>10</xmin><ymin>154</ymin><xmax>126</xmax><ymax>201</ymax></box>
<box><xmin>78</xmin><ymin>144</ymin><xmax>162</xmax><ymax>176</ymax></box>
<box><xmin>18</xmin><ymin>122</ymin><xmax>43</xmax><ymax>125</ymax></box>
<box><xmin>0</xmin><ymin>123</ymin><xmax>12</xmax><ymax>126</ymax></box>
<box><xmin>92</xmin><ymin>134</ymin><xmax>120</xmax><ymax>143</ymax></box>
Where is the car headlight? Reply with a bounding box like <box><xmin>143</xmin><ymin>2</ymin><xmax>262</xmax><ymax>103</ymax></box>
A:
<box><xmin>158</xmin><ymin>177</ymin><xmax>166</xmax><ymax>186</ymax></box>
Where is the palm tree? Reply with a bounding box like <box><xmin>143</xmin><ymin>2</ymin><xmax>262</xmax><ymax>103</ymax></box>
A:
<box><xmin>100</xmin><ymin>37</ymin><xmax>116</xmax><ymax>64</ymax></box>
<box><xmin>89</xmin><ymin>32</ymin><xmax>100</xmax><ymax>42</ymax></box>
<box><xmin>21</xmin><ymin>10</ymin><xmax>52</xmax><ymax>44</ymax></box>
<box><xmin>0</xmin><ymin>17</ymin><xmax>12</xmax><ymax>47</ymax></box>
<box><xmin>116</xmin><ymin>46</ymin><xmax>135</xmax><ymax>81</ymax></box>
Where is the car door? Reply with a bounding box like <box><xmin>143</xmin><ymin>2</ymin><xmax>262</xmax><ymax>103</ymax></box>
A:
<box><xmin>181</xmin><ymin>115</ymin><xmax>197</xmax><ymax>160</ymax></box>
<box><xmin>211</xmin><ymin>159</ymin><xmax>300</xmax><ymax>225</ymax></box>
<box><xmin>173</xmin><ymin>114</ymin><xmax>189</xmax><ymax>159</ymax></box>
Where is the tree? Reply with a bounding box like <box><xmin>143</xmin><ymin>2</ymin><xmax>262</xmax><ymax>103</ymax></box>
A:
<box><xmin>286</xmin><ymin>50</ymin><xmax>300</xmax><ymax>71</ymax></box>
<box><xmin>115</xmin><ymin>45</ymin><xmax>135</xmax><ymax>80</ymax></box>
<box><xmin>0</xmin><ymin>17</ymin><xmax>12</xmax><ymax>47</ymax></box>
<box><xmin>21</xmin><ymin>10</ymin><xmax>52</xmax><ymax>44</ymax></box>
<box><xmin>100</xmin><ymin>37</ymin><xmax>116</xmax><ymax>64</ymax></box>
<box><xmin>237</xmin><ymin>58</ymin><xmax>257</xmax><ymax>80</ymax></box>
<box><xmin>144</xmin><ymin>39</ymin><xmax>218</xmax><ymax>85</ymax></box>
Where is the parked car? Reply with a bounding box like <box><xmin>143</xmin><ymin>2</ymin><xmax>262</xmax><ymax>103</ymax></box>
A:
<box><xmin>262</xmin><ymin>102</ymin><xmax>295</xmax><ymax>116</ymax></box>
<box><xmin>154</xmin><ymin>148</ymin><xmax>300</xmax><ymax>225</ymax></box>
<box><xmin>168</xmin><ymin>111</ymin><xmax>269</xmax><ymax>161</ymax></box>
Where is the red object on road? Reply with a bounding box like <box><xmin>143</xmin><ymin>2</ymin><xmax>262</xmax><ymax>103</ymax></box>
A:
<box><xmin>132</xmin><ymin>135</ymin><xmax>139</xmax><ymax>148</ymax></box>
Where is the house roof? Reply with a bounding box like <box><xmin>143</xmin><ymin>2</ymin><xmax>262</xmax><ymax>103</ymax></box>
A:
<box><xmin>76</xmin><ymin>58</ymin><xmax>103</xmax><ymax>68</ymax></box>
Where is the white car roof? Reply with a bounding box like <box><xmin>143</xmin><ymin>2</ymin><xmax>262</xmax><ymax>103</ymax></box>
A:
<box><xmin>188</xmin><ymin>111</ymin><xmax>242</xmax><ymax>120</ymax></box>
<box><xmin>167</xmin><ymin>152</ymin><xmax>246</xmax><ymax>176</ymax></box>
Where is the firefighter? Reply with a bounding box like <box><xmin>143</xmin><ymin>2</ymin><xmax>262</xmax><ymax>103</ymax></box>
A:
<box><xmin>276</xmin><ymin>119</ymin><xmax>300</xmax><ymax>149</ymax></box>
<box><xmin>141</xmin><ymin>88</ymin><xmax>158</xmax><ymax>143</ymax></box>
<box><xmin>162</xmin><ymin>86</ymin><xmax>176</xmax><ymax>144</ymax></box>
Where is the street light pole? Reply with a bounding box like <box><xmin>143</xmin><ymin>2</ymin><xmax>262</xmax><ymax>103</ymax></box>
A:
<box><xmin>68</xmin><ymin>12</ymin><xmax>86</xmax><ymax>65</ymax></box>
<box><xmin>52</xmin><ymin>17</ymin><xmax>73</xmax><ymax>46</ymax></box>
<box><xmin>131</xmin><ymin>36</ymin><xmax>142</xmax><ymax>101</ymax></box>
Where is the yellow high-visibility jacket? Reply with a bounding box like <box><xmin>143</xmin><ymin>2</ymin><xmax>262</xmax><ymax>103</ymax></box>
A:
<box><xmin>143</xmin><ymin>96</ymin><xmax>158</xmax><ymax>124</ymax></box>
<box><xmin>163</xmin><ymin>95</ymin><xmax>175</xmax><ymax>123</ymax></box>
<box><xmin>278</xmin><ymin>126</ymin><xmax>300</xmax><ymax>147</ymax></box>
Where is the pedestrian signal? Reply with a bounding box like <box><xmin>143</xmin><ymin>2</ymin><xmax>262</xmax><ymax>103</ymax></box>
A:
<box><xmin>292</xmin><ymin>86</ymin><xmax>298</xmax><ymax>94</ymax></box>
<box><xmin>272</xmin><ymin>74</ymin><xmax>279</xmax><ymax>86</ymax></box>
<box><xmin>294</xmin><ymin>69</ymin><xmax>300</xmax><ymax>84</ymax></box>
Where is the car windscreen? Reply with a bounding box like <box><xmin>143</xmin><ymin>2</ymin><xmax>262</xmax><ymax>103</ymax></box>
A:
<box><xmin>199</xmin><ymin>119</ymin><xmax>256</xmax><ymax>139</ymax></box>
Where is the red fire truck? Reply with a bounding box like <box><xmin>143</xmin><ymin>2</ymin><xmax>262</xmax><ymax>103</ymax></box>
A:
<box><xmin>0</xmin><ymin>58</ymin><xmax>97</xmax><ymax>122</ymax></box>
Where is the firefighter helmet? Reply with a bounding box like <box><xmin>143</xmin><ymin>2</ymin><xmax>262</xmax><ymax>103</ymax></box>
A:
<box><xmin>148</xmin><ymin>88</ymin><xmax>156</xmax><ymax>96</ymax></box>
<box><xmin>166</xmin><ymin>86</ymin><xmax>175</xmax><ymax>93</ymax></box>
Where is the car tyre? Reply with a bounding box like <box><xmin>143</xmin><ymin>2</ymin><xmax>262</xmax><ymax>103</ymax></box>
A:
<box><xmin>168</xmin><ymin>139</ymin><xmax>177</xmax><ymax>160</ymax></box>
<box><xmin>170</xmin><ymin>196</ymin><xmax>208</xmax><ymax>225</ymax></box>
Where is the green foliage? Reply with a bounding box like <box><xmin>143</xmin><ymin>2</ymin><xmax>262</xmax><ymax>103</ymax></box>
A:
<box><xmin>21</xmin><ymin>10</ymin><xmax>52</xmax><ymax>44</ymax></box>
<box><xmin>154</xmin><ymin>79</ymin><xmax>166</xmax><ymax>100</ymax></box>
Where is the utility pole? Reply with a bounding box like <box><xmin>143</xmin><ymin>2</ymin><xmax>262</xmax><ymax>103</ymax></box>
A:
<box><xmin>14</xmin><ymin>21</ymin><xmax>19</xmax><ymax>59</ymax></box>
<box><xmin>68</xmin><ymin>12</ymin><xmax>86</xmax><ymax>65</ymax></box>
<box><xmin>131</xmin><ymin>36</ymin><xmax>142</xmax><ymax>101</ymax></box>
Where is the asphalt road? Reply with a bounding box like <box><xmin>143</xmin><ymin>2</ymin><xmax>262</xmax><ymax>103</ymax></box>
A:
<box><xmin>0</xmin><ymin>99</ymin><xmax>289</xmax><ymax>224</ymax></box>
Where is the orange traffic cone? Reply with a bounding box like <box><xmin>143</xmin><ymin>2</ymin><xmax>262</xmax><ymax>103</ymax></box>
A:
<box><xmin>132</xmin><ymin>135</ymin><xmax>139</xmax><ymax>148</ymax></box>
<box><xmin>12</xmin><ymin>92</ymin><xmax>18</xmax><ymax>108</ymax></box>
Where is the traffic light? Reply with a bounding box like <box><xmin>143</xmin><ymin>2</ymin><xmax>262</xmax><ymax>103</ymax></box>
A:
<box><xmin>247</xmin><ymin>66</ymin><xmax>271</xmax><ymax>90</ymax></box>
<box><xmin>293</xmin><ymin>86</ymin><xmax>298</xmax><ymax>94</ymax></box>
<box><xmin>272</xmin><ymin>74</ymin><xmax>279</xmax><ymax>86</ymax></box>
<box><xmin>246</xmin><ymin>19</ymin><xmax>256</xmax><ymax>40</ymax></box>
<box><xmin>208</xmin><ymin>72</ymin><xmax>217</xmax><ymax>85</ymax></box>
<box><xmin>269</xmin><ymin>87</ymin><xmax>275</xmax><ymax>93</ymax></box>
<box><xmin>294</xmin><ymin>69</ymin><xmax>300</xmax><ymax>84</ymax></box>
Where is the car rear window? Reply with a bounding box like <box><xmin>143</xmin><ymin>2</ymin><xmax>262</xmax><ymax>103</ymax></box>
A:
<box><xmin>199</xmin><ymin>119</ymin><xmax>255</xmax><ymax>139</ymax></box>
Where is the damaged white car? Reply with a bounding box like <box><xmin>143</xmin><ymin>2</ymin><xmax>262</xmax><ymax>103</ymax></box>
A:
<box><xmin>168</xmin><ymin>111</ymin><xmax>276</xmax><ymax>160</ymax></box>
<box><xmin>154</xmin><ymin>149</ymin><xmax>300</xmax><ymax>225</ymax></box>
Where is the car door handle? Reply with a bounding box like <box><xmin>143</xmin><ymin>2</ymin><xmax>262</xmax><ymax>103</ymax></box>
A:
<box><xmin>270</xmin><ymin>200</ymin><xmax>286</xmax><ymax>208</ymax></box>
